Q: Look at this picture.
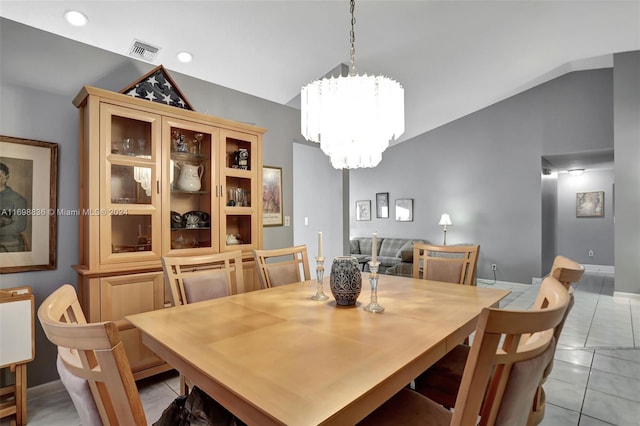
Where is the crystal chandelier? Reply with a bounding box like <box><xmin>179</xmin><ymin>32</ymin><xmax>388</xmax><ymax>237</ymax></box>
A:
<box><xmin>301</xmin><ymin>0</ymin><xmax>404</xmax><ymax>169</ymax></box>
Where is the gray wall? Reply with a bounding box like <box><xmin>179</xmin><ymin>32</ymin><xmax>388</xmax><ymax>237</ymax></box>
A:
<box><xmin>0</xmin><ymin>19</ymin><xmax>299</xmax><ymax>387</ymax></box>
<box><xmin>613</xmin><ymin>51</ymin><xmax>640</xmax><ymax>295</ymax></box>
<box><xmin>557</xmin><ymin>170</ymin><xmax>615</xmax><ymax>266</ymax></box>
<box><xmin>292</xmin><ymin>143</ymin><xmax>344</xmax><ymax>263</ymax></box>
<box><xmin>350</xmin><ymin>69</ymin><xmax>616</xmax><ymax>284</ymax></box>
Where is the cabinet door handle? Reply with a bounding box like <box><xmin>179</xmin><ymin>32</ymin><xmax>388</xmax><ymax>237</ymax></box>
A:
<box><xmin>157</xmin><ymin>181</ymin><xmax>160</xmax><ymax>194</ymax></box>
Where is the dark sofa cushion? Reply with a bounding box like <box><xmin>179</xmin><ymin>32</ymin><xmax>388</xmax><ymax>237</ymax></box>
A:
<box><xmin>350</xmin><ymin>239</ymin><xmax>360</xmax><ymax>254</ymax></box>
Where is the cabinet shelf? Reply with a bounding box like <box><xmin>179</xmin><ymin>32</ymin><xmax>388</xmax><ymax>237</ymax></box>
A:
<box><xmin>170</xmin><ymin>189</ymin><xmax>210</xmax><ymax>195</ymax></box>
<box><xmin>170</xmin><ymin>227</ymin><xmax>211</xmax><ymax>231</ymax></box>
<box><xmin>171</xmin><ymin>151</ymin><xmax>207</xmax><ymax>163</ymax></box>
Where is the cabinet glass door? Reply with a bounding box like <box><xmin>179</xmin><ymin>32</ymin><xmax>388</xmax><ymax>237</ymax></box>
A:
<box><xmin>220</xmin><ymin>129</ymin><xmax>259</xmax><ymax>251</ymax></box>
<box><xmin>100</xmin><ymin>104</ymin><xmax>161</xmax><ymax>264</ymax></box>
<box><xmin>163</xmin><ymin>118</ymin><xmax>219</xmax><ymax>254</ymax></box>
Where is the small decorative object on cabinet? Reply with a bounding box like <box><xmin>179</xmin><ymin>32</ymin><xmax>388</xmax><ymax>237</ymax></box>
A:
<box><xmin>72</xmin><ymin>85</ymin><xmax>266</xmax><ymax>379</ymax></box>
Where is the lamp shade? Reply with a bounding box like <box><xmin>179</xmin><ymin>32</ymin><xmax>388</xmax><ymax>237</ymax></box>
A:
<box><xmin>438</xmin><ymin>213</ymin><xmax>452</xmax><ymax>226</ymax></box>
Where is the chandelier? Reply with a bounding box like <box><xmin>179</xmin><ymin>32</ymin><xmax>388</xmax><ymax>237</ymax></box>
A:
<box><xmin>301</xmin><ymin>0</ymin><xmax>404</xmax><ymax>169</ymax></box>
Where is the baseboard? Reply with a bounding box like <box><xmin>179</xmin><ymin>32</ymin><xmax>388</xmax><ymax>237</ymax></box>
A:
<box><xmin>582</xmin><ymin>264</ymin><xmax>615</xmax><ymax>274</ymax></box>
<box><xmin>477</xmin><ymin>279</ymin><xmax>531</xmax><ymax>288</ymax></box>
<box><xmin>613</xmin><ymin>291</ymin><xmax>640</xmax><ymax>301</ymax></box>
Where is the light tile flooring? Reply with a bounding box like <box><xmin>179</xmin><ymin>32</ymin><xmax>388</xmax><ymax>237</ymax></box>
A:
<box><xmin>5</xmin><ymin>271</ymin><xmax>639</xmax><ymax>425</ymax></box>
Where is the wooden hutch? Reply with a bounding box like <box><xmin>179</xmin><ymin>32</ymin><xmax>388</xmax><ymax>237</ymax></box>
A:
<box><xmin>72</xmin><ymin>85</ymin><xmax>265</xmax><ymax>379</ymax></box>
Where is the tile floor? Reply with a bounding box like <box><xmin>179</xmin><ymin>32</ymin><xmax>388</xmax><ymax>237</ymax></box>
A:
<box><xmin>4</xmin><ymin>271</ymin><xmax>639</xmax><ymax>425</ymax></box>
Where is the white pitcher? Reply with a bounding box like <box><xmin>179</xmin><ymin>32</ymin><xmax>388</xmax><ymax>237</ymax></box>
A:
<box><xmin>176</xmin><ymin>162</ymin><xmax>203</xmax><ymax>192</ymax></box>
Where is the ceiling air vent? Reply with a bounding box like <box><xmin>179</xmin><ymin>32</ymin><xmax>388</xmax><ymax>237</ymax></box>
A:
<box><xmin>129</xmin><ymin>40</ymin><xmax>160</xmax><ymax>61</ymax></box>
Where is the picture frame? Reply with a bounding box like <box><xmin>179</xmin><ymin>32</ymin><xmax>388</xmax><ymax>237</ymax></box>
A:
<box><xmin>262</xmin><ymin>166</ymin><xmax>283</xmax><ymax>226</ymax></box>
<box><xmin>395</xmin><ymin>198</ymin><xmax>414</xmax><ymax>222</ymax></box>
<box><xmin>376</xmin><ymin>192</ymin><xmax>389</xmax><ymax>218</ymax></box>
<box><xmin>356</xmin><ymin>200</ymin><xmax>371</xmax><ymax>221</ymax></box>
<box><xmin>0</xmin><ymin>135</ymin><xmax>58</xmax><ymax>273</ymax></box>
<box><xmin>576</xmin><ymin>191</ymin><xmax>604</xmax><ymax>217</ymax></box>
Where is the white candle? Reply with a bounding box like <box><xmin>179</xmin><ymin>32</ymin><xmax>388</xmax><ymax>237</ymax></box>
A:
<box><xmin>318</xmin><ymin>231</ymin><xmax>323</xmax><ymax>257</ymax></box>
<box><xmin>372</xmin><ymin>232</ymin><xmax>377</xmax><ymax>264</ymax></box>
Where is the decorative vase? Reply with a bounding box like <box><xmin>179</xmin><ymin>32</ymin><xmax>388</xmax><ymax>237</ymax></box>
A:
<box><xmin>329</xmin><ymin>256</ymin><xmax>362</xmax><ymax>306</ymax></box>
<box><xmin>176</xmin><ymin>162</ymin><xmax>203</xmax><ymax>192</ymax></box>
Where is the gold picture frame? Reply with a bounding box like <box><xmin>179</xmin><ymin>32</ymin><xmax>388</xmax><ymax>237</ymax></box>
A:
<box><xmin>0</xmin><ymin>135</ymin><xmax>58</xmax><ymax>273</ymax></box>
<box><xmin>263</xmin><ymin>166</ymin><xmax>283</xmax><ymax>226</ymax></box>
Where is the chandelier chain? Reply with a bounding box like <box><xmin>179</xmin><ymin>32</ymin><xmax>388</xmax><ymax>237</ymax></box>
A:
<box><xmin>350</xmin><ymin>0</ymin><xmax>356</xmax><ymax>76</ymax></box>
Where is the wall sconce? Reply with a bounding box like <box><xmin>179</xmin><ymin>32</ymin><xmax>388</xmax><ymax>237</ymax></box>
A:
<box><xmin>568</xmin><ymin>169</ymin><xmax>585</xmax><ymax>176</ymax></box>
<box><xmin>438</xmin><ymin>213</ymin><xmax>453</xmax><ymax>245</ymax></box>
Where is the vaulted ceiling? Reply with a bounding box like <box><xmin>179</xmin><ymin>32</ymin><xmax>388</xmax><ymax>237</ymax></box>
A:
<box><xmin>1</xmin><ymin>0</ymin><xmax>638</xmax><ymax>150</ymax></box>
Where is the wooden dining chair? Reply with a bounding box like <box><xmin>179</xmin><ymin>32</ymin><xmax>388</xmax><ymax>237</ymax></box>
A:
<box><xmin>162</xmin><ymin>250</ymin><xmax>244</xmax><ymax>306</ymax></box>
<box><xmin>162</xmin><ymin>251</ymin><xmax>244</xmax><ymax>394</ymax></box>
<box><xmin>413</xmin><ymin>257</ymin><xmax>584</xmax><ymax>424</ymax></box>
<box><xmin>359</xmin><ymin>276</ymin><xmax>571</xmax><ymax>426</ymax></box>
<box><xmin>253</xmin><ymin>245</ymin><xmax>311</xmax><ymax>288</ymax></box>
<box><xmin>550</xmin><ymin>255</ymin><xmax>585</xmax><ymax>290</ymax></box>
<box><xmin>38</xmin><ymin>284</ymin><xmax>147</xmax><ymax>426</ymax></box>
<box><xmin>412</xmin><ymin>243</ymin><xmax>480</xmax><ymax>286</ymax></box>
<box><xmin>528</xmin><ymin>255</ymin><xmax>584</xmax><ymax>425</ymax></box>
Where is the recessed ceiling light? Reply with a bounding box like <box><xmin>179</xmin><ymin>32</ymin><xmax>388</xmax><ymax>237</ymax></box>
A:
<box><xmin>64</xmin><ymin>10</ymin><xmax>88</xmax><ymax>26</ymax></box>
<box><xmin>177</xmin><ymin>51</ymin><xmax>193</xmax><ymax>63</ymax></box>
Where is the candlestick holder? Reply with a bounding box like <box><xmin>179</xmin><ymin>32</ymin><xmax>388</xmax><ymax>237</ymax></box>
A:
<box><xmin>363</xmin><ymin>261</ymin><xmax>384</xmax><ymax>313</ymax></box>
<box><xmin>311</xmin><ymin>256</ymin><xmax>329</xmax><ymax>301</ymax></box>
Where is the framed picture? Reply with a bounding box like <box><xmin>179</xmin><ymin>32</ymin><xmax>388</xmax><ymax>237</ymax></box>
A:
<box><xmin>263</xmin><ymin>166</ymin><xmax>283</xmax><ymax>226</ymax></box>
<box><xmin>356</xmin><ymin>200</ymin><xmax>371</xmax><ymax>221</ymax></box>
<box><xmin>376</xmin><ymin>192</ymin><xmax>389</xmax><ymax>218</ymax></box>
<box><xmin>395</xmin><ymin>198</ymin><xmax>414</xmax><ymax>222</ymax></box>
<box><xmin>0</xmin><ymin>135</ymin><xmax>58</xmax><ymax>273</ymax></box>
<box><xmin>576</xmin><ymin>191</ymin><xmax>604</xmax><ymax>217</ymax></box>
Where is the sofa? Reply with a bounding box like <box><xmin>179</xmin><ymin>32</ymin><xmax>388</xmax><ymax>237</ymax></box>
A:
<box><xmin>349</xmin><ymin>237</ymin><xmax>425</xmax><ymax>275</ymax></box>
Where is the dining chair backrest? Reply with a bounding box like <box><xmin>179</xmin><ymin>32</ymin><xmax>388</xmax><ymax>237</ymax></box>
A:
<box><xmin>453</xmin><ymin>276</ymin><xmax>570</xmax><ymax>425</ymax></box>
<box><xmin>162</xmin><ymin>250</ymin><xmax>244</xmax><ymax>306</ymax></box>
<box><xmin>38</xmin><ymin>284</ymin><xmax>146</xmax><ymax>426</ymax></box>
<box><xmin>550</xmin><ymin>255</ymin><xmax>585</xmax><ymax>290</ymax></box>
<box><xmin>253</xmin><ymin>245</ymin><xmax>311</xmax><ymax>288</ymax></box>
<box><xmin>412</xmin><ymin>243</ymin><xmax>480</xmax><ymax>286</ymax></box>
<box><xmin>527</xmin><ymin>255</ymin><xmax>584</xmax><ymax>425</ymax></box>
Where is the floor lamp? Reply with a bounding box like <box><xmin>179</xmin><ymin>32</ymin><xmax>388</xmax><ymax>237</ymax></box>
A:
<box><xmin>439</xmin><ymin>213</ymin><xmax>452</xmax><ymax>245</ymax></box>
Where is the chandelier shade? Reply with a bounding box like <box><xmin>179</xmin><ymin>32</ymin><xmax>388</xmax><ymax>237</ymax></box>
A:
<box><xmin>301</xmin><ymin>73</ymin><xmax>404</xmax><ymax>169</ymax></box>
<box><xmin>300</xmin><ymin>0</ymin><xmax>404</xmax><ymax>169</ymax></box>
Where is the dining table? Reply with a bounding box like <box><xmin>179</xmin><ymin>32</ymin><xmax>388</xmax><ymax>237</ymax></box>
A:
<box><xmin>126</xmin><ymin>274</ymin><xmax>509</xmax><ymax>425</ymax></box>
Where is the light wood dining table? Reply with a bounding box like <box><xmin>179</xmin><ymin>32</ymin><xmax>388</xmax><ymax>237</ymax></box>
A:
<box><xmin>126</xmin><ymin>274</ymin><xmax>509</xmax><ymax>425</ymax></box>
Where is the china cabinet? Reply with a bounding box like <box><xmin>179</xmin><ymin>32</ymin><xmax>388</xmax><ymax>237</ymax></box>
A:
<box><xmin>72</xmin><ymin>86</ymin><xmax>265</xmax><ymax>379</ymax></box>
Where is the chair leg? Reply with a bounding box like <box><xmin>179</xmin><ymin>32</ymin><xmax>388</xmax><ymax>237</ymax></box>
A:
<box><xmin>179</xmin><ymin>374</ymin><xmax>190</xmax><ymax>396</ymax></box>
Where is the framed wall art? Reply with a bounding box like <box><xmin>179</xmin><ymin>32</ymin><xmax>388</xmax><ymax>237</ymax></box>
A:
<box><xmin>576</xmin><ymin>191</ymin><xmax>604</xmax><ymax>217</ymax></box>
<box><xmin>0</xmin><ymin>135</ymin><xmax>58</xmax><ymax>273</ymax></box>
<box><xmin>376</xmin><ymin>192</ymin><xmax>389</xmax><ymax>218</ymax></box>
<box><xmin>356</xmin><ymin>200</ymin><xmax>371</xmax><ymax>221</ymax></box>
<box><xmin>263</xmin><ymin>166</ymin><xmax>283</xmax><ymax>226</ymax></box>
<box><xmin>395</xmin><ymin>198</ymin><xmax>414</xmax><ymax>222</ymax></box>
